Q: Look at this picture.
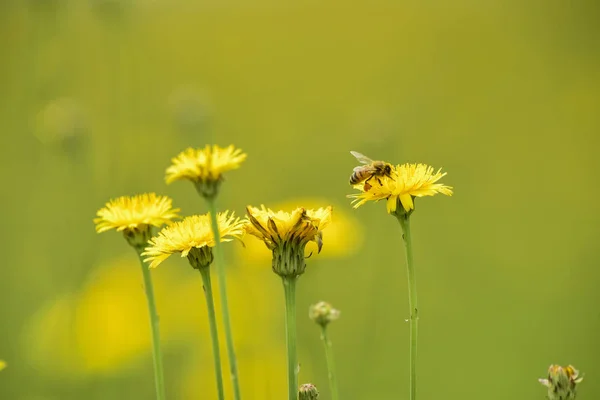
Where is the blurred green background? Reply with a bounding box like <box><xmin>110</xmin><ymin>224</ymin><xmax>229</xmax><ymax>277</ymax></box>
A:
<box><xmin>1</xmin><ymin>0</ymin><xmax>599</xmax><ymax>399</ymax></box>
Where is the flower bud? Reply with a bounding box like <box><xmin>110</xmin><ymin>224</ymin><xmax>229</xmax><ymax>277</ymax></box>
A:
<box><xmin>309</xmin><ymin>301</ymin><xmax>340</xmax><ymax>327</ymax></box>
<box><xmin>299</xmin><ymin>383</ymin><xmax>319</xmax><ymax>400</ymax></box>
<box><xmin>539</xmin><ymin>364</ymin><xmax>583</xmax><ymax>400</ymax></box>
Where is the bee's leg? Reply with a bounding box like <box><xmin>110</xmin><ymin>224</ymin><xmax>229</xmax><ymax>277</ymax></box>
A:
<box><xmin>376</xmin><ymin>177</ymin><xmax>383</xmax><ymax>186</ymax></box>
<box><xmin>364</xmin><ymin>176</ymin><xmax>373</xmax><ymax>191</ymax></box>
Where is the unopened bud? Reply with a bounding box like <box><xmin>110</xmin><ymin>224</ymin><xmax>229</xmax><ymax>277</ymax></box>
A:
<box><xmin>309</xmin><ymin>301</ymin><xmax>340</xmax><ymax>327</ymax></box>
<box><xmin>299</xmin><ymin>383</ymin><xmax>319</xmax><ymax>400</ymax></box>
<box><xmin>539</xmin><ymin>364</ymin><xmax>583</xmax><ymax>400</ymax></box>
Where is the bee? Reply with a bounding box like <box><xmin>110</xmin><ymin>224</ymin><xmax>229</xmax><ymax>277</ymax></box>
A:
<box><xmin>349</xmin><ymin>151</ymin><xmax>393</xmax><ymax>191</ymax></box>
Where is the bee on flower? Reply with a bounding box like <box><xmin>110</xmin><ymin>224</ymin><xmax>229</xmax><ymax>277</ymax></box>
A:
<box><xmin>347</xmin><ymin>151</ymin><xmax>453</xmax><ymax>215</ymax></box>
<box><xmin>348</xmin><ymin>151</ymin><xmax>393</xmax><ymax>191</ymax></box>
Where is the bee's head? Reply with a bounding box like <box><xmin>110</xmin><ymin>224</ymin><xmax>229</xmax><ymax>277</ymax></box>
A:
<box><xmin>384</xmin><ymin>164</ymin><xmax>392</xmax><ymax>175</ymax></box>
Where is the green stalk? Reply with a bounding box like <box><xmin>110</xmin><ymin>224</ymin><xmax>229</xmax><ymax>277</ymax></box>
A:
<box><xmin>198</xmin><ymin>267</ymin><xmax>225</xmax><ymax>400</ymax></box>
<box><xmin>135</xmin><ymin>250</ymin><xmax>167</xmax><ymax>400</ymax></box>
<box><xmin>396</xmin><ymin>214</ymin><xmax>417</xmax><ymax>400</ymax></box>
<box><xmin>320</xmin><ymin>325</ymin><xmax>339</xmax><ymax>400</ymax></box>
<box><xmin>206</xmin><ymin>198</ymin><xmax>242</xmax><ymax>400</ymax></box>
<box><xmin>282</xmin><ymin>276</ymin><xmax>298</xmax><ymax>400</ymax></box>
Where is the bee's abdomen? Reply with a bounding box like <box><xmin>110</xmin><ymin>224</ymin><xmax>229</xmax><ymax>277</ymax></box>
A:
<box><xmin>349</xmin><ymin>172</ymin><xmax>362</xmax><ymax>185</ymax></box>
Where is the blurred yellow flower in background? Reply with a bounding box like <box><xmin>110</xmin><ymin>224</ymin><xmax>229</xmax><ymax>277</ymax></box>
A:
<box><xmin>23</xmin><ymin>257</ymin><xmax>182</xmax><ymax>375</ymax></box>
<box><xmin>23</xmin><ymin>294</ymin><xmax>81</xmax><ymax>374</ymax></box>
<box><xmin>23</xmin><ymin>255</ymin><xmax>282</xmax><ymax>378</ymax></box>
<box><xmin>143</xmin><ymin>212</ymin><xmax>245</xmax><ymax>268</ymax></box>
<box><xmin>349</xmin><ymin>163</ymin><xmax>453</xmax><ymax>213</ymax></box>
<box><xmin>94</xmin><ymin>193</ymin><xmax>180</xmax><ymax>233</ymax></box>
<box><xmin>239</xmin><ymin>199</ymin><xmax>363</xmax><ymax>263</ymax></box>
<box><xmin>0</xmin><ymin>360</ymin><xmax>6</xmax><ymax>371</ymax></box>
<box><xmin>165</xmin><ymin>145</ymin><xmax>247</xmax><ymax>184</ymax></box>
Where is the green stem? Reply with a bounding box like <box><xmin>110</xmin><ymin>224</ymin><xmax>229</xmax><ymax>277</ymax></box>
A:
<box><xmin>206</xmin><ymin>198</ymin><xmax>242</xmax><ymax>400</ymax></box>
<box><xmin>282</xmin><ymin>277</ymin><xmax>298</xmax><ymax>400</ymax></box>
<box><xmin>396</xmin><ymin>214</ymin><xmax>417</xmax><ymax>400</ymax></box>
<box><xmin>135</xmin><ymin>250</ymin><xmax>167</xmax><ymax>400</ymax></box>
<box><xmin>198</xmin><ymin>267</ymin><xmax>225</xmax><ymax>400</ymax></box>
<box><xmin>320</xmin><ymin>325</ymin><xmax>339</xmax><ymax>400</ymax></box>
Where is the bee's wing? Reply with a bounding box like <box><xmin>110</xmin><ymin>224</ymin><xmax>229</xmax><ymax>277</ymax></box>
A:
<box><xmin>350</xmin><ymin>151</ymin><xmax>374</xmax><ymax>165</ymax></box>
<box><xmin>353</xmin><ymin>165</ymin><xmax>372</xmax><ymax>172</ymax></box>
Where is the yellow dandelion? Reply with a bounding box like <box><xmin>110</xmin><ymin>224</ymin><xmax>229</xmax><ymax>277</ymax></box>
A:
<box><xmin>245</xmin><ymin>205</ymin><xmax>332</xmax><ymax>252</ymax></box>
<box><xmin>245</xmin><ymin>205</ymin><xmax>332</xmax><ymax>277</ymax></box>
<box><xmin>239</xmin><ymin>198</ymin><xmax>363</xmax><ymax>263</ymax></box>
<box><xmin>165</xmin><ymin>145</ymin><xmax>247</xmax><ymax>185</ymax></box>
<box><xmin>94</xmin><ymin>193</ymin><xmax>180</xmax><ymax>234</ymax></box>
<box><xmin>348</xmin><ymin>163</ymin><xmax>453</xmax><ymax>213</ymax></box>
<box><xmin>142</xmin><ymin>212</ymin><xmax>245</xmax><ymax>269</ymax></box>
<box><xmin>0</xmin><ymin>360</ymin><xmax>6</xmax><ymax>371</ymax></box>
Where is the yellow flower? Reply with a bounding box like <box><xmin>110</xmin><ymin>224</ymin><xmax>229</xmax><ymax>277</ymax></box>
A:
<box><xmin>239</xmin><ymin>198</ymin><xmax>363</xmax><ymax>263</ymax></box>
<box><xmin>0</xmin><ymin>360</ymin><xmax>6</xmax><ymax>371</ymax></box>
<box><xmin>348</xmin><ymin>163</ymin><xmax>453</xmax><ymax>213</ymax></box>
<box><xmin>245</xmin><ymin>205</ymin><xmax>332</xmax><ymax>277</ymax></box>
<box><xmin>245</xmin><ymin>205</ymin><xmax>332</xmax><ymax>251</ymax></box>
<box><xmin>94</xmin><ymin>193</ymin><xmax>179</xmax><ymax>234</ymax></box>
<box><xmin>143</xmin><ymin>212</ymin><xmax>245</xmax><ymax>269</ymax></box>
<box><xmin>165</xmin><ymin>145</ymin><xmax>247</xmax><ymax>185</ymax></box>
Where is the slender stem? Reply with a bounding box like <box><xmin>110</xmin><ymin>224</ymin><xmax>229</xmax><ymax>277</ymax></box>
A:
<box><xmin>396</xmin><ymin>214</ymin><xmax>417</xmax><ymax>400</ymax></box>
<box><xmin>135</xmin><ymin>250</ymin><xmax>167</xmax><ymax>400</ymax></box>
<box><xmin>282</xmin><ymin>277</ymin><xmax>298</xmax><ymax>400</ymax></box>
<box><xmin>206</xmin><ymin>198</ymin><xmax>242</xmax><ymax>400</ymax></box>
<box><xmin>198</xmin><ymin>267</ymin><xmax>225</xmax><ymax>400</ymax></box>
<box><xmin>320</xmin><ymin>325</ymin><xmax>339</xmax><ymax>400</ymax></box>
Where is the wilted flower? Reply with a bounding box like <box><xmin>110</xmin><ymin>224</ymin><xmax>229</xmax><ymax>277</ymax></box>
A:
<box><xmin>245</xmin><ymin>205</ymin><xmax>332</xmax><ymax>277</ymax></box>
<box><xmin>539</xmin><ymin>364</ymin><xmax>584</xmax><ymax>400</ymax></box>
<box><xmin>143</xmin><ymin>212</ymin><xmax>245</xmax><ymax>270</ymax></box>
<box><xmin>165</xmin><ymin>145</ymin><xmax>247</xmax><ymax>199</ymax></box>
<box><xmin>94</xmin><ymin>193</ymin><xmax>180</xmax><ymax>249</ymax></box>
<box><xmin>240</xmin><ymin>198</ymin><xmax>363</xmax><ymax>263</ymax></box>
<box><xmin>349</xmin><ymin>163</ymin><xmax>452</xmax><ymax>214</ymax></box>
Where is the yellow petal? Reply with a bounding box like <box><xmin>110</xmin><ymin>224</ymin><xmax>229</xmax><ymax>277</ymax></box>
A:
<box><xmin>386</xmin><ymin>196</ymin><xmax>397</xmax><ymax>213</ymax></box>
<box><xmin>399</xmin><ymin>194</ymin><xmax>414</xmax><ymax>212</ymax></box>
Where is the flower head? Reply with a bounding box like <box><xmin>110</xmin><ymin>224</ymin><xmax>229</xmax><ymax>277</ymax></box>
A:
<box><xmin>245</xmin><ymin>205</ymin><xmax>332</xmax><ymax>277</ymax></box>
<box><xmin>0</xmin><ymin>360</ymin><xmax>6</xmax><ymax>372</ymax></box>
<box><xmin>539</xmin><ymin>364</ymin><xmax>583</xmax><ymax>400</ymax></box>
<box><xmin>94</xmin><ymin>193</ymin><xmax>180</xmax><ymax>248</ymax></box>
<box><xmin>143</xmin><ymin>211</ymin><xmax>245</xmax><ymax>269</ymax></box>
<box><xmin>309</xmin><ymin>301</ymin><xmax>340</xmax><ymax>327</ymax></box>
<box><xmin>240</xmin><ymin>198</ymin><xmax>363</xmax><ymax>264</ymax></box>
<box><xmin>348</xmin><ymin>163</ymin><xmax>453</xmax><ymax>214</ymax></box>
<box><xmin>165</xmin><ymin>145</ymin><xmax>247</xmax><ymax>199</ymax></box>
